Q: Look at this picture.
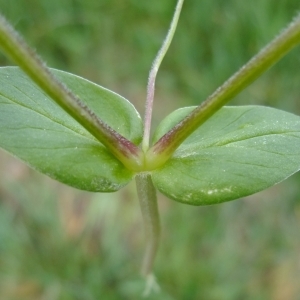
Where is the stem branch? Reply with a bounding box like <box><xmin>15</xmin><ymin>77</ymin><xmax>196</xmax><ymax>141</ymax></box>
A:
<box><xmin>0</xmin><ymin>14</ymin><xmax>143</xmax><ymax>170</ymax></box>
<box><xmin>146</xmin><ymin>13</ymin><xmax>300</xmax><ymax>169</ymax></box>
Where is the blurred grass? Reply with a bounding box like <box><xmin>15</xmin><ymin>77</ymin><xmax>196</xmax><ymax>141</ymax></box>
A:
<box><xmin>0</xmin><ymin>0</ymin><xmax>300</xmax><ymax>299</ymax></box>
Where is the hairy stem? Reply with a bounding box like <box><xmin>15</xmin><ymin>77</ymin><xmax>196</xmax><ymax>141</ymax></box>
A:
<box><xmin>135</xmin><ymin>173</ymin><xmax>160</xmax><ymax>277</ymax></box>
<box><xmin>146</xmin><ymin>13</ymin><xmax>300</xmax><ymax>169</ymax></box>
<box><xmin>142</xmin><ymin>0</ymin><xmax>185</xmax><ymax>152</ymax></box>
<box><xmin>0</xmin><ymin>14</ymin><xmax>143</xmax><ymax>171</ymax></box>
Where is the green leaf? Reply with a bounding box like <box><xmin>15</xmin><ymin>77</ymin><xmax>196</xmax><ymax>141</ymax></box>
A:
<box><xmin>0</xmin><ymin>67</ymin><xmax>143</xmax><ymax>192</ymax></box>
<box><xmin>152</xmin><ymin>106</ymin><xmax>300</xmax><ymax>205</ymax></box>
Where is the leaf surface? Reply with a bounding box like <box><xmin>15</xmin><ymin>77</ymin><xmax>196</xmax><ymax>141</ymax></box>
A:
<box><xmin>0</xmin><ymin>67</ymin><xmax>143</xmax><ymax>191</ymax></box>
<box><xmin>152</xmin><ymin>106</ymin><xmax>300</xmax><ymax>205</ymax></box>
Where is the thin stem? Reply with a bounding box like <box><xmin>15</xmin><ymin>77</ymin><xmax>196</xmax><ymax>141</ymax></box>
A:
<box><xmin>135</xmin><ymin>173</ymin><xmax>160</xmax><ymax>278</ymax></box>
<box><xmin>146</xmin><ymin>13</ymin><xmax>300</xmax><ymax>170</ymax></box>
<box><xmin>142</xmin><ymin>0</ymin><xmax>185</xmax><ymax>152</ymax></box>
<box><xmin>0</xmin><ymin>14</ymin><xmax>143</xmax><ymax>171</ymax></box>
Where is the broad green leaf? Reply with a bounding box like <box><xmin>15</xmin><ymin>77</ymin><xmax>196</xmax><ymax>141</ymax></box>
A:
<box><xmin>0</xmin><ymin>67</ymin><xmax>143</xmax><ymax>192</ymax></box>
<box><xmin>152</xmin><ymin>106</ymin><xmax>300</xmax><ymax>205</ymax></box>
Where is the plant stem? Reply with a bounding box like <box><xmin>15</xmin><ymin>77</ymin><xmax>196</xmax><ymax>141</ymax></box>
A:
<box><xmin>142</xmin><ymin>0</ymin><xmax>185</xmax><ymax>152</ymax></box>
<box><xmin>135</xmin><ymin>173</ymin><xmax>160</xmax><ymax>277</ymax></box>
<box><xmin>146</xmin><ymin>13</ymin><xmax>300</xmax><ymax>170</ymax></box>
<box><xmin>0</xmin><ymin>14</ymin><xmax>143</xmax><ymax>171</ymax></box>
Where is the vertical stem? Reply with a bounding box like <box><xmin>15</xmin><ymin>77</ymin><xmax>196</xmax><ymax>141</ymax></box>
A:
<box><xmin>135</xmin><ymin>173</ymin><xmax>160</xmax><ymax>277</ymax></box>
<box><xmin>142</xmin><ymin>0</ymin><xmax>185</xmax><ymax>152</ymax></box>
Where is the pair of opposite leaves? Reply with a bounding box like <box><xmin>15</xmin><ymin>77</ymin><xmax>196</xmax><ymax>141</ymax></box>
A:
<box><xmin>1</xmin><ymin>67</ymin><xmax>300</xmax><ymax>205</ymax></box>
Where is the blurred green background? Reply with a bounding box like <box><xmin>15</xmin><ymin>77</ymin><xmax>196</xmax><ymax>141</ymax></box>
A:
<box><xmin>0</xmin><ymin>0</ymin><xmax>300</xmax><ymax>299</ymax></box>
